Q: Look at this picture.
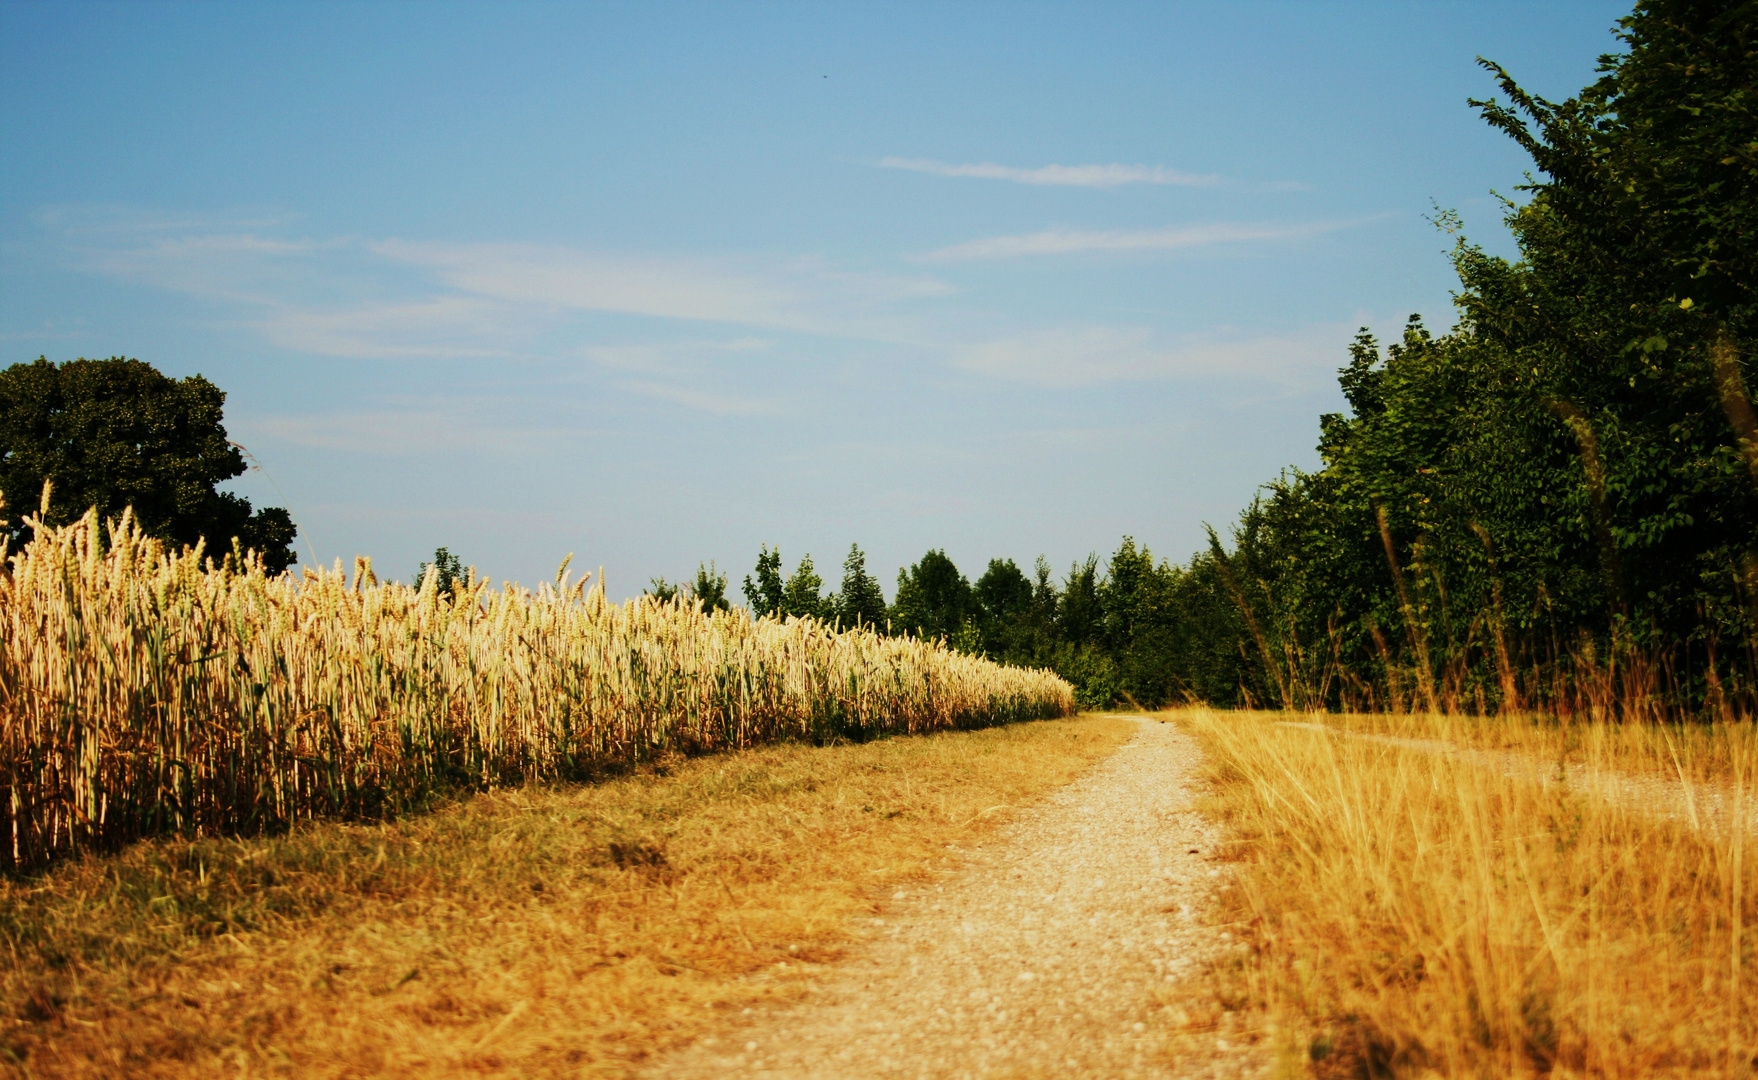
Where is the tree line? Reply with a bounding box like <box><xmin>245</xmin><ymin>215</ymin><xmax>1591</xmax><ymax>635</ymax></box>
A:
<box><xmin>692</xmin><ymin>1</ymin><xmax>1758</xmax><ymax>717</ymax></box>
<box><xmin>8</xmin><ymin>0</ymin><xmax>1748</xmax><ymax>717</ymax></box>
<box><xmin>1194</xmin><ymin>0</ymin><xmax>1758</xmax><ymax>715</ymax></box>
<box><xmin>641</xmin><ymin>539</ymin><xmax>1226</xmax><ymax>711</ymax></box>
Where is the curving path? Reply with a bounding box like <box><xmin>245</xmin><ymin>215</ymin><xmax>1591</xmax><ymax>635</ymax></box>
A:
<box><xmin>642</xmin><ymin>717</ymin><xmax>1271</xmax><ymax>1080</ymax></box>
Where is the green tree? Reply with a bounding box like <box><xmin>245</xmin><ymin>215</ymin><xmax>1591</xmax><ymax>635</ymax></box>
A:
<box><xmin>781</xmin><ymin>553</ymin><xmax>835</xmax><ymax>620</ymax></box>
<box><xmin>835</xmin><ymin>544</ymin><xmax>888</xmax><ymax>629</ymax></box>
<box><xmin>0</xmin><ymin>356</ymin><xmax>297</xmax><ymax>572</ymax></box>
<box><xmin>975</xmin><ymin>558</ymin><xmax>1032</xmax><ymax>622</ymax></box>
<box><xmin>414</xmin><ymin>547</ymin><xmax>468</xmax><ymax>592</ymax></box>
<box><xmin>891</xmin><ymin>549</ymin><xmax>973</xmax><ymax>642</ymax></box>
<box><xmin>1164</xmin><ymin>2</ymin><xmax>1758</xmax><ymax>712</ymax></box>
<box><xmin>743</xmin><ymin>544</ymin><xmax>786</xmax><ymax>618</ymax></box>
<box><xmin>974</xmin><ymin>557</ymin><xmax>1033</xmax><ymax>656</ymax></box>
<box><xmin>648</xmin><ymin>562</ymin><xmax>731</xmax><ymax>611</ymax></box>
<box><xmin>1450</xmin><ymin>0</ymin><xmax>1758</xmax><ymax>646</ymax></box>
<box><xmin>691</xmin><ymin>561</ymin><xmax>732</xmax><ymax>613</ymax></box>
<box><xmin>1058</xmin><ymin>556</ymin><xmax>1103</xmax><ymax>646</ymax></box>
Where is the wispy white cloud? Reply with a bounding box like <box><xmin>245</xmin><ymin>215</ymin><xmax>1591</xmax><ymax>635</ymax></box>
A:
<box><xmin>37</xmin><ymin>209</ymin><xmax>958</xmax><ymax>359</ymax></box>
<box><xmin>0</xmin><ymin>322</ymin><xmax>85</xmax><ymax>343</ymax></box>
<box><xmin>35</xmin><ymin>206</ymin><xmax>1358</xmax><ymax>403</ymax></box>
<box><xmin>247</xmin><ymin>407</ymin><xmax>578</xmax><ymax>456</ymax></box>
<box><xmin>879</xmin><ymin>157</ymin><xmax>1220</xmax><ymax>188</ymax></box>
<box><xmin>373</xmin><ymin>241</ymin><xmax>953</xmax><ymax>337</ymax></box>
<box><xmin>254</xmin><ymin>297</ymin><xmax>527</xmax><ymax>359</ymax></box>
<box><xmin>923</xmin><ymin>220</ymin><xmax>1351</xmax><ymax>262</ymax></box>
<box><xmin>617</xmin><ymin>380</ymin><xmax>781</xmax><ymax>415</ymax></box>
<box><xmin>953</xmin><ymin>323</ymin><xmax>1352</xmax><ymax>389</ymax></box>
<box><xmin>583</xmin><ymin>337</ymin><xmax>775</xmax><ymax>374</ymax></box>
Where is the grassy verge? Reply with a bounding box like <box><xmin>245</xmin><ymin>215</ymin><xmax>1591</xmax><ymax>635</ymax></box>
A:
<box><xmin>0</xmin><ymin>715</ymin><xmax>1133</xmax><ymax>1078</ymax></box>
<box><xmin>1179</xmin><ymin>707</ymin><xmax>1758</xmax><ymax>1079</ymax></box>
<box><xmin>1314</xmin><ymin>708</ymin><xmax>1758</xmax><ymax>785</ymax></box>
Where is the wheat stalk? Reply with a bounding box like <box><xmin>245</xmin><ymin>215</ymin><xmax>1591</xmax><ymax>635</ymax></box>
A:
<box><xmin>0</xmin><ymin>510</ymin><xmax>1074</xmax><ymax>871</ymax></box>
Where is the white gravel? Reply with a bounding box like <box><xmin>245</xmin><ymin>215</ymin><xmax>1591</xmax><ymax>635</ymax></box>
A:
<box><xmin>643</xmin><ymin>717</ymin><xmax>1270</xmax><ymax>1080</ymax></box>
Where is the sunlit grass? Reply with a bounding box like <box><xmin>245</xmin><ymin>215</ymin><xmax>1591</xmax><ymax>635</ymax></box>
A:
<box><xmin>1181</xmin><ymin>707</ymin><xmax>1758</xmax><ymax>1078</ymax></box>
<box><xmin>0</xmin><ymin>714</ymin><xmax>1134</xmax><ymax>1078</ymax></box>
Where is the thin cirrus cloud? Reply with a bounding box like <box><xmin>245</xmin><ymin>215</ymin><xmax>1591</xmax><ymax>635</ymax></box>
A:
<box><xmin>923</xmin><ymin>220</ymin><xmax>1355</xmax><ymax>262</ymax></box>
<box><xmin>878</xmin><ymin>157</ymin><xmax>1220</xmax><ymax>188</ymax></box>
<box><xmin>373</xmin><ymin>240</ymin><xmax>954</xmax><ymax>338</ymax></box>
<box><xmin>40</xmin><ymin>209</ymin><xmax>960</xmax><ymax>360</ymax></box>
<box><xmin>254</xmin><ymin>296</ymin><xmax>530</xmax><ymax>360</ymax></box>
<box><xmin>583</xmin><ymin>337</ymin><xmax>777</xmax><ymax>374</ymax></box>
<box><xmin>584</xmin><ymin>339</ymin><xmax>787</xmax><ymax>415</ymax></box>
<box><xmin>616</xmin><ymin>380</ymin><xmax>781</xmax><ymax>416</ymax></box>
<box><xmin>953</xmin><ymin>323</ymin><xmax>1353</xmax><ymax>389</ymax></box>
<box><xmin>246</xmin><ymin>407</ymin><xmax>581</xmax><ymax>456</ymax></box>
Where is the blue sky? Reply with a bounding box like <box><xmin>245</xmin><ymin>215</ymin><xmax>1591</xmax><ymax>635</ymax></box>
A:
<box><xmin>0</xmin><ymin>0</ymin><xmax>1629</xmax><ymax>599</ymax></box>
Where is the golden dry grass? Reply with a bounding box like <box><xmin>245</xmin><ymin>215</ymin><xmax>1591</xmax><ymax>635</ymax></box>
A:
<box><xmin>1178</xmin><ymin>706</ymin><xmax>1758</xmax><ymax>1079</ymax></box>
<box><xmin>0</xmin><ymin>508</ymin><xmax>1072</xmax><ymax>872</ymax></box>
<box><xmin>0</xmin><ymin>714</ymin><xmax>1133</xmax><ymax>1078</ymax></box>
<box><xmin>1320</xmin><ymin>708</ymin><xmax>1758</xmax><ymax>787</ymax></box>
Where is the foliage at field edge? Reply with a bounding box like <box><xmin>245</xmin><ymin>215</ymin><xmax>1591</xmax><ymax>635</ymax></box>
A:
<box><xmin>0</xmin><ymin>356</ymin><xmax>297</xmax><ymax>574</ymax></box>
<box><xmin>0</xmin><ymin>510</ymin><xmax>1073</xmax><ymax>874</ymax></box>
<box><xmin>1208</xmin><ymin>0</ymin><xmax>1758</xmax><ymax>716</ymax></box>
<box><xmin>837</xmin><ymin>0</ymin><xmax>1757</xmax><ymax>716</ymax></box>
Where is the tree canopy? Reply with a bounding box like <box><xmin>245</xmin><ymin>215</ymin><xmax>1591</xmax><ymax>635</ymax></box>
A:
<box><xmin>713</xmin><ymin>3</ymin><xmax>1758</xmax><ymax>715</ymax></box>
<box><xmin>835</xmin><ymin>544</ymin><xmax>887</xmax><ymax>629</ymax></box>
<box><xmin>1172</xmin><ymin>0</ymin><xmax>1758</xmax><ymax>711</ymax></box>
<box><xmin>0</xmin><ymin>357</ymin><xmax>297</xmax><ymax>573</ymax></box>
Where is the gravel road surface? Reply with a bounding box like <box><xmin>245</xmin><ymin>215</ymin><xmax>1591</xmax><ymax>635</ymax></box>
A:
<box><xmin>642</xmin><ymin>717</ymin><xmax>1270</xmax><ymax>1080</ymax></box>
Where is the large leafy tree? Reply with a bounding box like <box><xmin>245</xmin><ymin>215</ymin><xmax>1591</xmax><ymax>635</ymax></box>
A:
<box><xmin>415</xmin><ymin>546</ymin><xmax>469</xmax><ymax>591</ymax></box>
<box><xmin>0</xmin><ymin>357</ymin><xmax>297</xmax><ymax>573</ymax></box>
<box><xmin>891</xmin><ymin>549</ymin><xmax>973</xmax><ymax>642</ymax></box>
<box><xmin>691</xmin><ymin>561</ymin><xmax>732</xmax><ymax>613</ymax></box>
<box><xmin>973</xmin><ymin>557</ymin><xmax>1033</xmax><ymax>656</ymax></box>
<box><xmin>1197</xmin><ymin>0</ymin><xmax>1758</xmax><ymax>709</ymax></box>
<box><xmin>1454</xmin><ymin>0</ymin><xmax>1758</xmax><ymax>640</ymax></box>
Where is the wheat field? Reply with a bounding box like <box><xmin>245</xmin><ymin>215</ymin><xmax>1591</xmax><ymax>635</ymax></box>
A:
<box><xmin>0</xmin><ymin>508</ymin><xmax>1074</xmax><ymax>873</ymax></box>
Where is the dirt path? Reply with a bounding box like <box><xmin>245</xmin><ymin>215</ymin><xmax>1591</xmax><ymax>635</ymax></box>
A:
<box><xmin>640</xmin><ymin>717</ymin><xmax>1270</xmax><ymax>1080</ymax></box>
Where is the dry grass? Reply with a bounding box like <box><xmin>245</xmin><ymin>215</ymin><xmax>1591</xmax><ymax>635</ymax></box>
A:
<box><xmin>1178</xmin><ymin>706</ymin><xmax>1758</xmax><ymax>1079</ymax></box>
<box><xmin>1319</xmin><ymin>709</ymin><xmax>1758</xmax><ymax>787</ymax></box>
<box><xmin>0</xmin><ymin>508</ymin><xmax>1072</xmax><ymax>872</ymax></box>
<box><xmin>0</xmin><ymin>713</ymin><xmax>1133</xmax><ymax>1077</ymax></box>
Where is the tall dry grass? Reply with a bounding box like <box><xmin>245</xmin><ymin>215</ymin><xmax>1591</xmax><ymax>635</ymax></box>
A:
<box><xmin>0</xmin><ymin>509</ymin><xmax>1073</xmax><ymax>873</ymax></box>
<box><xmin>1183</xmin><ymin>708</ymin><xmax>1758</xmax><ymax>1078</ymax></box>
<box><xmin>1325</xmin><ymin>708</ymin><xmax>1758</xmax><ymax>788</ymax></box>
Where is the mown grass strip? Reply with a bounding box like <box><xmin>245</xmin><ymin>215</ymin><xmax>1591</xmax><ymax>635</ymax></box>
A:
<box><xmin>0</xmin><ymin>714</ymin><xmax>1132</xmax><ymax>1078</ymax></box>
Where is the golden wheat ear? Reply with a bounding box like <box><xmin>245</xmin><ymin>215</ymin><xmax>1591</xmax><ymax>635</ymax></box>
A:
<box><xmin>567</xmin><ymin>569</ymin><xmax>592</xmax><ymax>604</ymax></box>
